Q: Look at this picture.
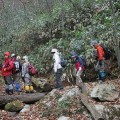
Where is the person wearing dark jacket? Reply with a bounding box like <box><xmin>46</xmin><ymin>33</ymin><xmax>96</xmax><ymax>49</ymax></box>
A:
<box><xmin>11</xmin><ymin>54</ymin><xmax>22</xmax><ymax>92</ymax></box>
<box><xmin>71</xmin><ymin>52</ymin><xmax>87</xmax><ymax>94</ymax></box>
<box><xmin>1</xmin><ymin>52</ymin><xmax>14</xmax><ymax>95</ymax></box>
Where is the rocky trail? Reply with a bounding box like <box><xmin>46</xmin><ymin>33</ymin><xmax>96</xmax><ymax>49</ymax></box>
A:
<box><xmin>0</xmin><ymin>78</ymin><xmax>120</xmax><ymax>120</ymax></box>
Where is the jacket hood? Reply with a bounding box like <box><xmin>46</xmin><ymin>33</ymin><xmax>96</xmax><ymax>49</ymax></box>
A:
<box><xmin>51</xmin><ymin>49</ymin><xmax>58</xmax><ymax>53</ymax></box>
<box><xmin>23</xmin><ymin>56</ymin><xmax>28</xmax><ymax>62</ymax></box>
<box><xmin>71</xmin><ymin>52</ymin><xmax>78</xmax><ymax>57</ymax></box>
<box><xmin>4</xmin><ymin>51</ymin><xmax>10</xmax><ymax>57</ymax></box>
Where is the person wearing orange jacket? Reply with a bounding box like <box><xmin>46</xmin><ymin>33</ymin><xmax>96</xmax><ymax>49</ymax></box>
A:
<box><xmin>92</xmin><ymin>41</ymin><xmax>105</xmax><ymax>72</ymax></box>
<box><xmin>1</xmin><ymin>52</ymin><xmax>14</xmax><ymax>95</ymax></box>
<box><xmin>91</xmin><ymin>41</ymin><xmax>106</xmax><ymax>81</ymax></box>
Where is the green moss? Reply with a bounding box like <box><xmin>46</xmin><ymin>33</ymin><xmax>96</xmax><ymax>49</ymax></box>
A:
<box><xmin>5</xmin><ymin>100</ymin><xmax>23</xmax><ymax>112</ymax></box>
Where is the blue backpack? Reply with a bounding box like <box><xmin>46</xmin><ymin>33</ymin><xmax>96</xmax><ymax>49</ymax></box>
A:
<box><xmin>99</xmin><ymin>70</ymin><xmax>106</xmax><ymax>80</ymax></box>
<box><xmin>78</xmin><ymin>56</ymin><xmax>86</xmax><ymax>70</ymax></box>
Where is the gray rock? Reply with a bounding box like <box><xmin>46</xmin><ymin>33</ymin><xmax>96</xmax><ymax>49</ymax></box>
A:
<box><xmin>20</xmin><ymin>104</ymin><xmax>30</xmax><ymax>113</ymax></box>
<box><xmin>8</xmin><ymin>112</ymin><xmax>18</xmax><ymax>117</ymax></box>
<box><xmin>95</xmin><ymin>104</ymin><xmax>105</xmax><ymax>115</ymax></box>
<box><xmin>95</xmin><ymin>104</ymin><xmax>120</xmax><ymax>120</ymax></box>
<box><xmin>57</xmin><ymin>116</ymin><xmax>71</xmax><ymax>120</ymax></box>
<box><xmin>58</xmin><ymin>87</ymin><xmax>80</xmax><ymax>102</ymax></box>
<box><xmin>91</xmin><ymin>83</ymin><xmax>119</xmax><ymax>101</ymax></box>
<box><xmin>49</xmin><ymin>89</ymin><xmax>58</xmax><ymax>97</ymax></box>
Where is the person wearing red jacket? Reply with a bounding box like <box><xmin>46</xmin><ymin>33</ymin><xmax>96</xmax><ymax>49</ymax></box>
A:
<box><xmin>1</xmin><ymin>52</ymin><xmax>14</xmax><ymax>95</ymax></box>
<box><xmin>71</xmin><ymin>52</ymin><xmax>87</xmax><ymax>94</ymax></box>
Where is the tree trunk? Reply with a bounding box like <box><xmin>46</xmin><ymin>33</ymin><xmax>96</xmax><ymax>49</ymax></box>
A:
<box><xmin>0</xmin><ymin>93</ymin><xmax>46</xmax><ymax>106</ymax></box>
<box><xmin>109</xmin><ymin>0</ymin><xmax>120</xmax><ymax>67</ymax></box>
<box><xmin>80</xmin><ymin>94</ymin><xmax>104</xmax><ymax>120</ymax></box>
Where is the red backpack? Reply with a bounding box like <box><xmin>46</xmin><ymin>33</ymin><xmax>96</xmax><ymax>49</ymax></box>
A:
<box><xmin>28</xmin><ymin>64</ymin><xmax>36</xmax><ymax>76</ymax></box>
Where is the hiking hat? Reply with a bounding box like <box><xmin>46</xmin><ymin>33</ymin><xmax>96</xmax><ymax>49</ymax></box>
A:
<box><xmin>22</xmin><ymin>56</ymin><xmax>28</xmax><ymax>62</ymax></box>
<box><xmin>4</xmin><ymin>51</ymin><xmax>10</xmax><ymax>57</ymax></box>
<box><xmin>91</xmin><ymin>40</ymin><xmax>97</xmax><ymax>46</ymax></box>
<box><xmin>51</xmin><ymin>49</ymin><xmax>58</xmax><ymax>53</ymax></box>
<box><xmin>11</xmin><ymin>53</ymin><xmax>16</xmax><ymax>57</ymax></box>
<box><xmin>71</xmin><ymin>52</ymin><xmax>77</xmax><ymax>57</ymax></box>
<box><xmin>16</xmin><ymin>56</ymin><xmax>21</xmax><ymax>60</ymax></box>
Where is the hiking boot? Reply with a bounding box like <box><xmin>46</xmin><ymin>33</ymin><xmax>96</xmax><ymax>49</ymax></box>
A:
<box><xmin>55</xmin><ymin>86</ymin><xmax>64</xmax><ymax>90</ymax></box>
<box><xmin>5</xmin><ymin>89</ymin><xmax>9</xmax><ymax>94</ymax></box>
<box><xmin>8</xmin><ymin>90</ymin><xmax>13</xmax><ymax>95</ymax></box>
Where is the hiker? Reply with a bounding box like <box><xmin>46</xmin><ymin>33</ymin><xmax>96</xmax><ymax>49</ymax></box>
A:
<box><xmin>21</xmin><ymin>56</ymin><xmax>34</xmax><ymax>93</ymax></box>
<box><xmin>11</xmin><ymin>53</ymin><xmax>16</xmax><ymax>83</ymax></box>
<box><xmin>51</xmin><ymin>48</ymin><xmax>63</xmax><ymax>90</ymax></box>
<box><xmin>71</xmin><ymin>52</ymin><xmax>87</xmax><ymax>94</ymax></box>
<box><xmin>1</xmin><ymin>52</ymin><xmax>14</xmax><ymax>95</ymax></box>
<box><xmin>91</xmin><ymin>41</ymin><xmax>106</xmax><ymax>81</ymax></box>
<box><xmin>11</xmin><ymin>54</ymin><xmax>22</xmax><ymax>92</ymax></box>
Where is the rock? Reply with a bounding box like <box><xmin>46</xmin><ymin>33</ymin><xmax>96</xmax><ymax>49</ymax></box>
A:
<box><xmin>49</xmin><ymin>89</ymin><xmax>58</xmax><ymax>97</ymax></box>
<box><xmin>58</xmin><ymin>87</ymin><xmax>80</xmax><ymax>102</ymax></box>
<box><xmin>95</xmin><ymin>105</ymin><xmax>105</xmax><ymax>115</ymax></box>
<box><xmin>20</xmin><ymin>104</ymin><xmax>30</xmax><ymax>113</ymax></box>
<box><xmin>5</xmin><ymin>100</ymin><xmax>24</xmax><ymax>112</ymax></box>
<box><xmin>57</xmin><ymin>116</ymin><xmax>71</xmax><ymax>120</ymax></box>
<box><xmin>8</xmin><ymin>112</ymin><xmax>18</xmax><ymax>117</ymax></box>
<box><xmin>32</xmin><ymin>78</ymin><xmax>52</xmax><ymax>92</ymax></box>
<box><xmin>95</xmin><ymin>104</ymin><xmax>120</xmax><ymax>120</ymax></box>
<box><xmin>91</xmin><ymin>83</ymin><xmax>119</xmax><ymax>101</ymax></box>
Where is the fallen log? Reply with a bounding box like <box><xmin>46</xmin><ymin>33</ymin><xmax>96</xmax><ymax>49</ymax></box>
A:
<box><xmin>0</xmin><ymin>93</ymin><xmax>46</xmax><ymax>106</ymax></box>
<box><xmin>80</xmin><ymin>93</ymin><xmax>104</xmax><ymax>120</ymax></box>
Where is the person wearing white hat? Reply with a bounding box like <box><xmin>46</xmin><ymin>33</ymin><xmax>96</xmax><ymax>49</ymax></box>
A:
<box><xmin>51</xmin><ymin>48</ymin><xmax>63</xmax><ymax>90</ymax></box>
<box><xmin>21</xmin><ymin>56</ymin><xmax>34</xmax><ymax>92</ymax></box>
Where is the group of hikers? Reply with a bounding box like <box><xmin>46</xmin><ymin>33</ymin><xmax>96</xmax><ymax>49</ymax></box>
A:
<box><xmin>1</xmin><ymin>52</ymin><xmax>34</xmax><ymax>95</ymax></box>
<box><xmin>1</xmin><ymin>40</ymin><xmax>110</xmax><ymax>95</ymax></box>
<box><xmin>51</xmin><ymin>40</ymin><xmax>110</xmax><ymax>93</ymax></box>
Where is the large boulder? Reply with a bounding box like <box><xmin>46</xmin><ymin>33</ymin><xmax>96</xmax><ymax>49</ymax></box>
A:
<box><xmin>91</xmin><ymin>83</ymin><xmax>119</xmax><ymax>101</ymax></box>
<box><xmin>5</xmin><ymin>100</ymin><xmax>24</xmax><ymax>112</ymax></box>
<box><xmin>32</xmin><ymin>78</ymin><xmax>52</xmax><ymax>92</ymax></box>
<box><xmin>58</xmin><ymin>86</ymin><xmax>80</xmax><ymax>102</ymax></box>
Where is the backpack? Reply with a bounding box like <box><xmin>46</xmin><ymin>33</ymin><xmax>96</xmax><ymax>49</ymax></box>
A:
<box><xmin>28</xmin><ymin>64</ymin><xmax>36</xmax><ymax>76</ymax></box>
<box><xmin>102</xmin><ymin>46</ymin><xmax>111</xmax><ymax>60</ymax></box>
<box><xmin>60</xmin><ymin>55</ymin><xmax>67</xmax><ymax>68</ymax></box>
<box><xmin>78</xmin><ymin>56</ymin><xmax>86</xmax><ymax>70</ymax></box>
<box><xmin>13</xmin><ymin>60</ymin><xmax>21</xmax><ymax>73</ymax></box>
<box><xmin>99</xmin><ymin>70</ymin><xmax>106</xmax><ymax>80</ymax></box>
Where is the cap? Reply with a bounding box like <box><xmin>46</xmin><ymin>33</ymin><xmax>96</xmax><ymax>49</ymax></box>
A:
<box><xmin>11</xmin><ymin>53</ymin><xmax>16</xmax><ymax>57</ymax></box>
<box><xmin>51</xmin><ymin>49</ymin><xmax>58</xmax><ymax>53</ymax></box>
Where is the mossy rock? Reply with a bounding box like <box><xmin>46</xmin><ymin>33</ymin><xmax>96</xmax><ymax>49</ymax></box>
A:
<box><xmin>5</xmin><ymin>100</ymin><xmax>24</xmax><ymax>112</ymax></box>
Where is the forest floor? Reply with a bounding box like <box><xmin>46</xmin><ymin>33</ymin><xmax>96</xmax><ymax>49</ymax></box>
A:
<box><xmin>0</xmin><ymin>78</ymin><xmax>120</xmax><ymax>120</ymax></box>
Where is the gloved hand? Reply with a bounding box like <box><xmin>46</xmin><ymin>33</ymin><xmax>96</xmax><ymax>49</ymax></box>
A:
<box><xmin>78</xmin><ymin>67</ymin><xmax>82</xmax><ymax>71</ymax></box>
<box><xmin>4</xmin><ymin>68</ymin><xmax>7</xmax><ymax>71</ymax></box>
<box><xmin>54</xmin><ymin>69</ymin><xmax>57</xmax><ymax>73</ymax></box>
